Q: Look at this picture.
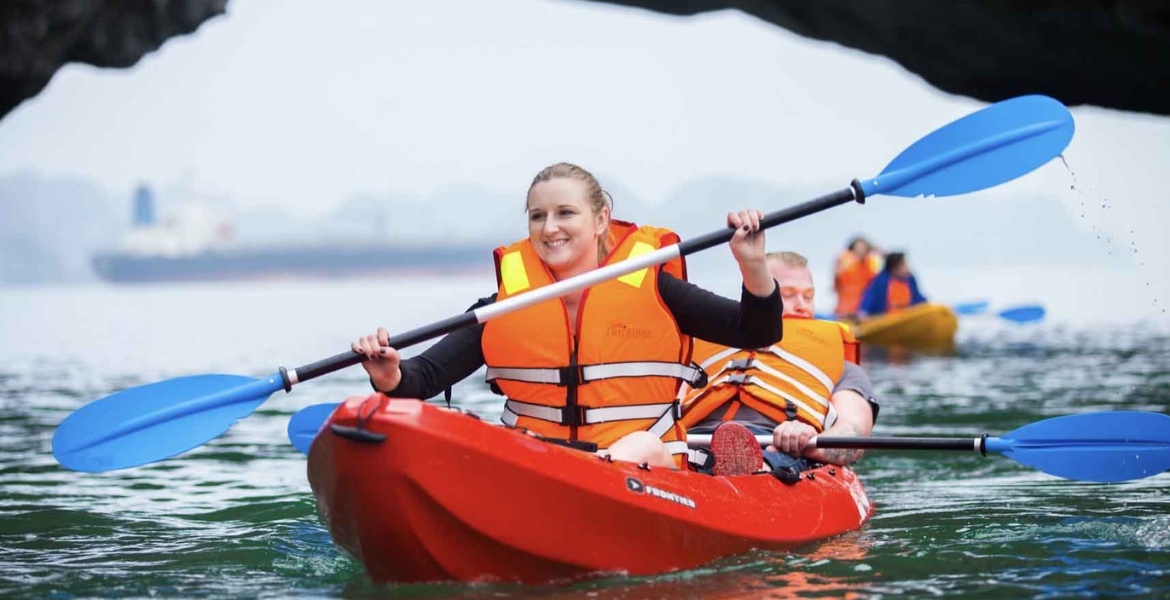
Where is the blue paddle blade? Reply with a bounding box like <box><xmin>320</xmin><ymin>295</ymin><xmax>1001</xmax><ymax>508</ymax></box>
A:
<box><xmin>52</xmin><ymin>373</ymin><xmax>285</xmax><ymax>472</ymax></box>
<box><xmin>985</xmin><ymin>411</ymin><xmax>1170</xmax><ymax>482</ymax></box>
<box><xmin>860</xmin><ymin>95</ymin><xmax>1074</xmax><ymax>198</ymax></box>
<box><xmin>997</xmin><ymin>304</ymin><xmax>1046</xmax><ymax>324</ymax></box>
<box><xmin>952</xmin><ymin>300</ymin><xmax>991</xmax><ymax>316</ymax></box>
<box><xmin>288</xmin><ymin>402</ymin><xmax>341</xmax><ymax>455</ymax></box>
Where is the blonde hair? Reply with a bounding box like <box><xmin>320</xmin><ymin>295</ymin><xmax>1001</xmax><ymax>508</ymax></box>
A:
<box><xmin>527</xmin><ymin>162</ymin><xmax>615</xmax><ymax>262</ymax></box>
<box><xmin>766</xmin><ymin>250</ymin><xmax>808</xmax><ymax>269</ymax></box>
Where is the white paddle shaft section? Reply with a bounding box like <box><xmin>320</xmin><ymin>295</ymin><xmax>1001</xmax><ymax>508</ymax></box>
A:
<box><xmin>687</xmin><ymin>433</ymin><xmax>773</xmax><ymax>448</ymax></box>
<box><xmin>473</xmin><ymin>245</ymin><xmax>684</xmax><ymax>322</ymax></box>
<box><xmin>685</xmin><ymin>434</ymin><xmax>858</xmax><ymax>448</ymax></box>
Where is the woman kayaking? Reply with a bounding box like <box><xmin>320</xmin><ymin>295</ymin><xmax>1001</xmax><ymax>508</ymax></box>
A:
<box><xmin>352</xmin><ymin>162</ymin><xmax>782</xmax><ymax>468</ymax></box>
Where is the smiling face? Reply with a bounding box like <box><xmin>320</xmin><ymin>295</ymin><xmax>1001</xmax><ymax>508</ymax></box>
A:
<box><xmin>769</xmin><ymin>261</ymin><xmax>816</xmax><ymax>318</ymax></box>
<box><xmin>526</xmin><ymin>177</ymin><xmax>609</xmax><ymax>280</ymax></box>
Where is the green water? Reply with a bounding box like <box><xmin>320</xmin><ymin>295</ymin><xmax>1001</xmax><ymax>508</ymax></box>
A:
<box><xmin>1</xmin><ymin>281</ymin><xmax>1168</xmax><ymax>598</ymax></box>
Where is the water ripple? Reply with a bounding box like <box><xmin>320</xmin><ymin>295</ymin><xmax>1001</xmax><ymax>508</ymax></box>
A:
<box><xmin>2</xmin><ymin>286</ymin><xmax>1168</xmax><ymax>598</ymax></box>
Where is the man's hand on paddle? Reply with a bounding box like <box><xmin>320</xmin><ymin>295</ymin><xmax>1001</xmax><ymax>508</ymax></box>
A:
<box><xmin>768</xmin><ymin>421</ymin><xmax>817</xmax><ymax>457</ymax></box>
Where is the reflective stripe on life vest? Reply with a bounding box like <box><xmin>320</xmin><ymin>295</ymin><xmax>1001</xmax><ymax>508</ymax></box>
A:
<box><xmin>501</xmin><ymin>398</ymin><xmax>681</xmax><ymax>428</ymax></box>
<box><xmin>706</xmin><ymin>356</ymin><xmax>831</xmax><ymax>415</ymax></box>
<box><xmin>702</xmin><ymin>372</ymin><xmax>840</xmax><ymax>431</ymax></box>
<box><xmin>681</xmin><ymin>318</ymin><xmax>856</xmax><ymax>433</ymax></box>
<box><xmin>486</xmin><ymin>361</ymin><xmax>705</xmax><ymax>387</ymax></box>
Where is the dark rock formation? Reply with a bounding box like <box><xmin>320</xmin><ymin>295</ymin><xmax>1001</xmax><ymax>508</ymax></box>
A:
<box><xmin>0</xmin><ymin>0</ymin><xmax>227</xmax><ymax>119</ymax></box>
<box><xmin>1</xmin><ymin>1</ymin><xmax>1167</xmax><ymax>120</ymax></box>
<box><xmin>590</xmin><ymin>0</ymin><xmax>1170</xmax><ymax>116</ymax></box>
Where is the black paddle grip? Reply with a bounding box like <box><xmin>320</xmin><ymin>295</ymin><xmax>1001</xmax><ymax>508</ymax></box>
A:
<box><xmin>815</xmin><ymin>436</ymin><xmax>980</xmax><ymax>452</ymax></box>
<box><xmin>290</xmin><ymin>312</ymin><xmax>480</xmax><ymax>385</ymax></box>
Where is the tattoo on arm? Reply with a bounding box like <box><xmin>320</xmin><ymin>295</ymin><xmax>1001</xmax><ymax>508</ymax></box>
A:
<box><xmin>818</xmin><ymin>447</ymin><xmax>864</xmax><ymax>466</ymax></box>
<box><xmin>815</xmin><ymin>423</ymin><xmax>864</xmax><ymax>466</ymax></box>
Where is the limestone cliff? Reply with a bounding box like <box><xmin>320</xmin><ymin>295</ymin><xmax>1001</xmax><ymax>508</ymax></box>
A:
<box><xmin>590</xmin><ymin>0</ymin><xmax>1170</xmax><ymax>115</ymax></box>
<box><xmin>1</xmin><ymin>0</ymin><xmax>1167</xmax><ymax>120</ymax></box>
<box><xmin>0</xmin><ymin>0</ymin><xmax>227</xmax><ymax>118</ymax></box>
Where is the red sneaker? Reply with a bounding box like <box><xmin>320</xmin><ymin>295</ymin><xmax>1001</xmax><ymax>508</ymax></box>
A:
<box><xmin>711</xmin><ymin>422</ymin><xmax>763</xmax><ymax>476</ymax></box>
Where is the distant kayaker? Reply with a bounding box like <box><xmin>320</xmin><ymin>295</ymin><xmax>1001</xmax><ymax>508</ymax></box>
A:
<box><xmin>858</xmin><ymin>251</ymin><xmax>927</xmax><ymax>317</ymax></box>
<box><xmin>680</xmin><ymin>251</ymin><xmax>878</xmax><ymax>477</ymax></box>
<box><xmin>351</xmin><ymin>162</ymin><xmax>782</xmax><ymax>470</ymax></box>
<box><xmin>833</xmin><ymin>236</ymin><xmax>883</xmax><ymax>319</ymax></box>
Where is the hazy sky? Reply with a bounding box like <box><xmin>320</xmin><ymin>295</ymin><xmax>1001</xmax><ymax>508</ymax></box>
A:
<box><xmin>1</xmin><ymin>0</ymin><xmax>1168</xmax><ymax>317</ymax></box>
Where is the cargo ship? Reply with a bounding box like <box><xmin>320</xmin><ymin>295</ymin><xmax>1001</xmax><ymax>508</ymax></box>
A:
<box><xmin>91</xmin><ymin>186</ymin><xmax>492</xmax><ymax>283</ymax></box>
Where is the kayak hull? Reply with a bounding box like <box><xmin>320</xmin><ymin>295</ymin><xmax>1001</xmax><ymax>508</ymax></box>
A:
<box><xmin>854</xmin><ymin>302</ymin><xmax>958</xmax><ymax>352</ymax></box>
<box><xmin>307</xmin><ymin>396</ymin><xmax>874</xmax><ymax>584</ymax></box>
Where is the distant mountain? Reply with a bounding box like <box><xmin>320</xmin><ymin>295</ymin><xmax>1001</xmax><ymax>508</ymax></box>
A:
<box><xmin>325</xmin><ymin>185</ymin><xmax>519</xmax><ymax>245</ymax></box>
<box><xmin>0</xmin><ymin>173</ymin><xmax>1126</xmax><ymax>286</ymax></box>
<box><xmin>0</xmin><ymin>174</ymin><xmax>123</xmax><ymax>284</ymax></box>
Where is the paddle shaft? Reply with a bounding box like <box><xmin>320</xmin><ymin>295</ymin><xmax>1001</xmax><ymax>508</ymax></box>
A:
<box><xmin>686</xmin><ymin>433</ymin><xmax>985</xmax><ymax>452</ymax></box>
<box><xmin>283</xmin><ymin>182</ymin><xmax>865</xmax><ymax>388</ymax></box>
<box><xmin>813</xmin><ymin>435</ymin><xmax>984</xmax><ymax>452</ymax></box>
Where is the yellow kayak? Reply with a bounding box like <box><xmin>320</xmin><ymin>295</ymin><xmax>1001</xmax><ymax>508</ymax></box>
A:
<box><xmin>852</xmin><ymin>302</ymin><xmax>958</xmax><ymax>352</ymax></box>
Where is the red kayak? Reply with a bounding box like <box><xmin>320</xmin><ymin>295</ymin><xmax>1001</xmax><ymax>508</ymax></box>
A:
<box><xmin>307</xmin><ymin>395</ymin><xmax>874</xmax><ymax>584</ymax></box>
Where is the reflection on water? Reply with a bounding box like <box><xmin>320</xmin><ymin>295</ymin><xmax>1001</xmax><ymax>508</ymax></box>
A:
<box><xmin>1</xmin><ymin>278</ymin><xmax>1168</xmax><ymax>598</ymax></box>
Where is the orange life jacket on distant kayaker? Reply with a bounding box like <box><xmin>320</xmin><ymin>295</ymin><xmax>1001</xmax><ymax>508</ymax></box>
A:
<box><xmin>887</xmin><ymin>278</ymin><xmax>912</xmax><ymax>313</ymax></box>
<box><xmin>680</xmin><ymin>318</ymin><xmax>859</xmax><ymax>433</ymax></box>
<box><xmin>481</xmin><ymin>220</ymin><xmax>703</xmax><ymax>463</ymax></box>
<box><xmin>834</xmin><ymin>251</ymin><xmax>883</xmax><ymax>316</ymax></box>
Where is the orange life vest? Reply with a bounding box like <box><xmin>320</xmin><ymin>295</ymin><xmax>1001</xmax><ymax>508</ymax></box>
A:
<box><xmin>887</xmin><ymin>278</ymin><xmax>912</xmax><ymax>313</ymax></box>
<box><xmin>834</xmin><ymin>250</ymin><xmax>883</xmax><ymax>316</ymax></box>
<box><xmin>680</xmin><ymin>317</ymin><xmax>859</xmax><ymax>433</ymax></box>
<box><xmin>481</xmin><ymin>220</ymin><xmax>702</xmax><ymax>463</ymax></box>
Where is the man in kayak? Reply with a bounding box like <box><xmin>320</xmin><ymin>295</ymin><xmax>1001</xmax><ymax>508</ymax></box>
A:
<box><xmin>858</xmin><ymin>251</ymin><xmax>927</xmax><ymax>317</ymax></box>
<box><xmin>680</xmin><ymin>251</ymin><xmax>878</xmax><ymax>476</ymax></box>
<box><xmin>833</xmin><ymin>236</ymin><xmax>883</xmax><ymax>319</ymax></box>
<box><xmin>352</xmin><ymin>162</ymin><xmax>783</xmax><ymax>469</ymax></box>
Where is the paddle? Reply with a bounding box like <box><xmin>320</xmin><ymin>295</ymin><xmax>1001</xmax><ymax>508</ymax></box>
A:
<box><xmin>288</xmin><ymin>402</ymin><xmax>339</xmax><ymax>455</ymax></box>
<box><xmin>996</xmin><ymin>303</ymin><xmax>1046</xmax><ymax>323</ymax></box>
<box><xmin>685</xmin><ymin>411</ymin><xmax>1170</xmax><ymax>483</ymax></box>
<box><xmin>952</xmin><ymin>300</ymin><xmax>1046</xmax><ymax>323</ymax></box>
<box><xmin>951</xmin><ymin>300</ymin><xmax>992</xmax><ymax>316</ymax></box>
<box><xmin>817</xmin><ymin>302</ymin><xmax>1046</xmax><ymax>323</ymax></box>
<box><xmin>52</xmin><ymin>94</ymin><xmax>1075</xmax><ymax>473</ymax></box>
<box><xmin>287</xmin><ymin>406</ymin><xmax>1170</xmax><ymax>484</ymax></box>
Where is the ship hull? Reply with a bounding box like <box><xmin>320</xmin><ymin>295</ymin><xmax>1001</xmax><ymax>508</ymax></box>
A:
<box><xmin>91</xmin><ymin>244</ymin><xmax>491</xmax><ymax>283</ymax></box>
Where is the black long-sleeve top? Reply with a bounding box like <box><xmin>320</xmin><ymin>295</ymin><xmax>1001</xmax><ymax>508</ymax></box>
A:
<box><xmin>385</xmin><ymin>272</ymin><xmax>783</xmax><ymax>399</ymax></box>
